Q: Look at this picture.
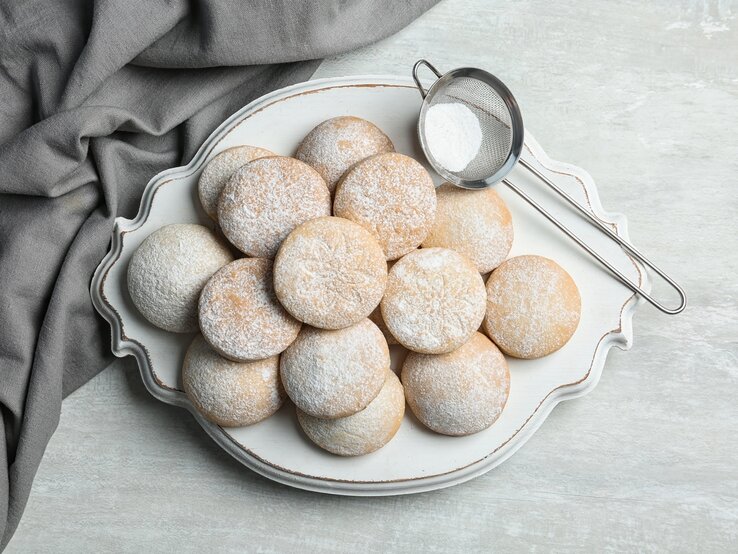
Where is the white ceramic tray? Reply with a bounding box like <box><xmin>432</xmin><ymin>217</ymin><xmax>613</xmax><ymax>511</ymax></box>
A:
<box><xmin>91</xmin><ymin>75</ymin><xmax>648</xmax><ymax>495</ymax></box>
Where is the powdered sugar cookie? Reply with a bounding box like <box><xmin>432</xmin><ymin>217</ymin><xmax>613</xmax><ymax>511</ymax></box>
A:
<box><xmin>198</xmin><ymin>145</ymin><xmax>274</xmax><ymax>220</ymax></box>
<box><xmin>199</xmin><ymin>258</ymin><xmax>301</xmax><ymax>361</ymax></box>
<box><xmin>333</xmin><ymin>152</ymin><xmax>436</xmax><ymax>260</ymax></box>
<box><xmin>218</xmin><ymin>156</ymin><xmax>331</xmax><ymax>258</ymax></box>
<box><xmin>422</xmin><ymin>183</ymin><xmax>513</xmax><ymax>273</ymax></box>
<box><xmin>483</xmin><ymin>255</ymin><xmax>581</xmax><ymax>359</ymax></box>
<box><xmin>127</xmin><ymin>224</ymin><xmax>233</xmax><ymax>333</ymax></box>
<box><xmin>297</xmin><ymin>371</ymin><xmax>405</xmax><ymax>456</ymax></box>
<box><xmin>273</xmin><ymin>216</ymin><xmax>387</xmax><ymax>329</ymax></box>
<box><xmin>280</xmin><ymin>319</ymin><xmax>389</xmax><ymax>419</ymax></box>
<box><xmin>402</xmin><ymin>332</ymin><xmax>509</xmax><ymax>436</ymax></box>
<box><xmin>381</xmin><ymin>248</ymin><xmax>486</xmax><ymax>354</ymax></box>
<box><xmin>295</xmin><ymin>116</ymin><xmax>394</xmax><ymax>193</ymax></box>
<box><xmin>182</xmin><ymin>335</ymin><xmax>285</xmax><ymax>427</ymax></box>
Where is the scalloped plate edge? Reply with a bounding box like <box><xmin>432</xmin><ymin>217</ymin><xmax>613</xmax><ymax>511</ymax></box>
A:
<box><xmin>90</xmin><ymin>75</ymin><xmax>650</xmax><ymax>495</ymax></box>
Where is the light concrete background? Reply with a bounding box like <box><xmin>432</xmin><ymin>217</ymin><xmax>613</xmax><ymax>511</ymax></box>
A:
<box><xmin>8</xmin><ymin>0</ymin><xmax>737</xmax><ymax>551</ymax></box>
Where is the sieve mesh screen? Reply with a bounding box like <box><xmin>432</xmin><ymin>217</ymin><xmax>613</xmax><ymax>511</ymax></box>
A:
<box><xmin>423</xmin><ymin>76</ymin><xmax>514</xmax><ymax>182</ymax></box>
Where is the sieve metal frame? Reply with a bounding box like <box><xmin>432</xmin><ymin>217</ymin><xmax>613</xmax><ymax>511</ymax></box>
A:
<box><xmin>413</xmin><ymin>59</ymin><xmax>525</xmax><ymax>190</ymax></box>
<box><xmin>411</xmin><ymin>59</ymin><xmax>686</xmax><ymax>315</ymax></box>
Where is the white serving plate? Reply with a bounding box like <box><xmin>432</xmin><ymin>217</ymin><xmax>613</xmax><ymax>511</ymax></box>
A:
<box><xmin>91</xmin><ymin>75</ymin><xmax>647</xmax><ymax>495</ymax></box>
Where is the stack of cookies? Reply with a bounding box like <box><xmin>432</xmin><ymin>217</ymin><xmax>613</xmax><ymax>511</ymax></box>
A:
<box><xmin>127</xmin><ymin>116</ymin><xmax>581</xmax><ymax>457</ymax></box>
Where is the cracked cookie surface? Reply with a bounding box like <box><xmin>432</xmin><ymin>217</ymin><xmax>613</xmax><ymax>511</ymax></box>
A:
<box><xmin>127</xmin><ymin>224</ymin><xmax>234</xmax><ymax>333</ymax></box>
<box><xmin>280</xmin><ymin>319</ymin><xmax>389</xmax><ymax>419</ymax></box>
<box><xmin>483</xmin><ymin>255</ymin><xmax>581</xmax><ymax>359</ymax></box>
<box><xmin>334</xmin><ymin>152</ymin><xmax>436</xmax><ymax>260</ymax></box>
<box><xmin>273</xmin><ymin>216</ymin><xmax>387</xmax><ymax>329</ymax></box>
<box><xmin>297</xmin><ymin>371</ymin><xmax>405</xmax><ymax>456</ymax></box>
<box><xmin>183</xmin><ymin>335</ymin><xmax>285</xmax><ymax>427</ymax></box>
<box><xmin>295</xmin><ymin>116</ymin><xmax>394</xmax><ymax>194</ymax></box>
<box><xmin>218</xmin><ymin>156</ymin><xmax>331</xmax><ymax>258</ymax></box>
<box><xmin>198</xmin><ymin>145</ymin><xmax>274</xmax><ymax>220</ymax></box>
<box><xmin>402</xmin><ymin>332</ymin><xmax>509</xmax><ymax>436</ymax></box>
<box><xmin>381</xmin><ymin>247</ymin><xmax>486</xmax><ymax>354</ymax></box>
<box><xmin>199</xmin><ymin>258</ymin><xmax>302</xmax><ymax>361</ymax></box>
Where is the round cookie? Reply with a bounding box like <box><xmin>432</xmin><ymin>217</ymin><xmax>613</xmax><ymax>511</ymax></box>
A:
<box><xmin>199</xmin><ymin>258</ymin><xmax>301</xmax><ymax>361</ymax></box>
<box><xmin>182</xmin><ymin>335</ymin><xmax>285</xmax><ymax>427</ymax></box>
<box><xmin>297</xmin><ymin>371</ymin><xmax>405</xmax><ymax>456</ymax></box>
<box><xmin>295</xmin><ymin>116</ymin><xmax>394</xmax><ymax>193</ymax></box>
<box><xmin>273</xmin><ymin>216</ymin><xmax>387</xmax><ymax>329</ymax></box>
<box><xmin>422</xmin><ymin>183</ymin><xmax>513</xmax><ymax>273</ymax></box>
<box><xmin>334</xmin><ymin>152</ymin><xmax>437</xmax><ymax>260</ymax></box>
<box><xmin>218</xmin><ymin>156</ymin><xmax>331</xmax><ymax>258</ymax></box>
<box><xmin>483</xmin><ymin>255</ymin><xmax>581</xmax><ymax>359</ymax></box>
<box><xmin>402</xmin><ymin>332</ymin><xmax>509</xmax><ymax>436</ymax></box>
<box><xmin>127</xmin><ymin>224</ymin><xmax>233</xmax><ymax>333</ymax></box>
<box><xmin>280</xmin><ymin>319</ymin><xmax>389</xmax><ymax>419</ymax></box>
<box><xmin>198</xmin><ymin>145</ymin><xmax>274</xmax><ymax>220</ymax></box>
<box><xmin>381</xmin><ymin>248</ymin><xmax>486</xmax><ymax>354</ymax></box>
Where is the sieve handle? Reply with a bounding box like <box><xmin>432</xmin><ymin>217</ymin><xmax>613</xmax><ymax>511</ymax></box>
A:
<box><xmin>412</xmin><ymin>59</ymin><xmax>442</xmax><ymax>99</ymax></box>
<box><xmin>502</xmin><ymin>171</ymin><xmax>687</xmax><ymax>315</ymax></box>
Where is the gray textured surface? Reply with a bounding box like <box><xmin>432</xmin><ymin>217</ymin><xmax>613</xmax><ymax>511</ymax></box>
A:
<box><xmin>8</xmin><ymin>0</ymin><xmax>737</xmax><ymax>551</ymax></box>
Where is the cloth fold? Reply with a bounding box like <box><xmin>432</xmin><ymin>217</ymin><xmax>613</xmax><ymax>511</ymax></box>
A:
<box><xmin>0</xmin><ymin>0</ymin><xmax>438</xmax><ymax>546</ymax></box>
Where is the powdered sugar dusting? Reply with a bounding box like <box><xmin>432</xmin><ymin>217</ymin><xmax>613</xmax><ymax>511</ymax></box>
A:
<box><xmin>273</xmin><ymin>216</ymin><xmax>387</xmax><ymax>329</ymax></box>
<box><xmin>198</xmin><ymin>145</ymin><xmax>273</xmax><ymax>219</ymax></box>
<box><xmin>182</xmin><ymin>335</ymin><xmax>285</xmax><ymax>427</ymax></box>
<box><xmin>127</xmin><ymin>224</ymin><xmax>234</xmax><ymax>333</ymax></box>
<box><xmin>483</xmin><ymin>255</ymin><xmax>581</xmax><ymax>358</ymax></box>
<box><xmin>381</xmin><ymin>248</ymin><xmax>486</xmax><ymax>354</ymax></box>
<box><xmin>333</xmin><ymin>152</ymin><xmax>437</xmax><ymax>260</ymax></box>
<box><xmin>295</xmin><ymin>116</ymin><xmax>394</xmax><ymax>193</ymax></box>
<box><xmin>401</xmin><ymin>332</ymin><xmax>509</xmax><ymax>436</ymax></box>
<box><xmin>423</xmin><ymin>184</ymin><xmax>513</xmax><ymax>273</ymax></box>
<box><xmin>297</xmin><ymin>371</ymin><xmax>405</xmax><ymax>456</ymax></box>
<box><xmin>425</xmin><ymin>103</ymin><xmax>482</xmax><ymax>172</ymax></box>
<box><xmin>218</xmin><ymin>156</ymin><xmax>331</xmax><ymax>258</ymax></box>
<box><xmin>199</xmin><ymin>258</ymin><xmax>301</xmax><ymax>361</ymax></box>
<box><xmin>280</xmin><ymin>319</ymin><xmax>389</xmax><ymax>419</ymax></box>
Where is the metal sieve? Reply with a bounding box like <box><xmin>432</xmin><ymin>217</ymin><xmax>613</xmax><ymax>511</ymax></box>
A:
<box><xmin>412</xmin><ymin>59</ymin><xmax>686</xmax><ymax>314</ymax></box>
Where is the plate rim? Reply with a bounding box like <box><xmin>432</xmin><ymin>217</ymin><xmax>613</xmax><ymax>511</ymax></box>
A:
<box><xmin>90</xmin><ymin>74</ymin><xmax>649</xmax><ymax>495</ymax></box>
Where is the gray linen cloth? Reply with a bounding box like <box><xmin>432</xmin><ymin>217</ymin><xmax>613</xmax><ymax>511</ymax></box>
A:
<box><xmin>0</xmin><ymin>0</ymin><xmax>437</xmax><ymax>546</ymax></box>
